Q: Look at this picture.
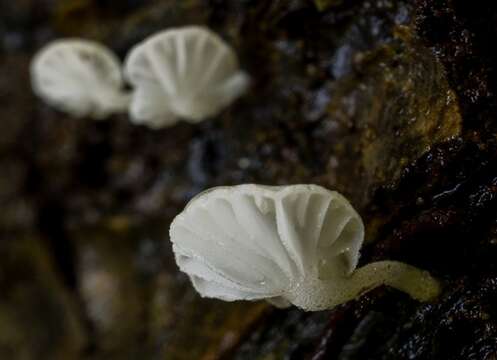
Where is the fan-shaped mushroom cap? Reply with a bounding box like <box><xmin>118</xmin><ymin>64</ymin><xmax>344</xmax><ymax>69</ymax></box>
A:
<box><xmin>169</xmin><ymin>184</ymin><xmax>364</xmax><ymax>308</ymax></box>
<box><xmin>31</xmin><ymin>39</ymin><xmax>130</xmax><ymax>119</ymax></box>
<box><xmin>124</xmin><ymin>26</ymin><xmax>250</xmax><ymax>128</ymax></box>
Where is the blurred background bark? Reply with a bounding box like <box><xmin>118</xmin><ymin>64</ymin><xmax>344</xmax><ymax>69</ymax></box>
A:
<box><xmin>1</xmin><ymin>0</ymin><xmax>497</xmax><ymax>359</ymax></box>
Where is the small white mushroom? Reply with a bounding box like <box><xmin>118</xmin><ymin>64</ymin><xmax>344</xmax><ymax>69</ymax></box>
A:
<box><xmin>124</xmin><ymin>26</ymin><xmax>250</xmax><ymax>129</ymax></box>
<box><xmin>31</xmin><ymin>39</ymin><xmax>131</xmax><ymax>119</ymax></box>
<box><xmin>169</xmin><ymin>184</ymin><xmax>441</xmax><ymax>311</ymax></box>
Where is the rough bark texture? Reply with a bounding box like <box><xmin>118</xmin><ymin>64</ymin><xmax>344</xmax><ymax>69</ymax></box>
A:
<box><xmin>1</xmin><ymin>0</ymin><xmax>496</xmax><ymax>359</ymax></box>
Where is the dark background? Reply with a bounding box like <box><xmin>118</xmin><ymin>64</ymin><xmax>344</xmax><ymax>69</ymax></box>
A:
<box><xmin>1</xmin><ymin>0</ymin><xmax>497</xmax><ymax>359</ymax></box>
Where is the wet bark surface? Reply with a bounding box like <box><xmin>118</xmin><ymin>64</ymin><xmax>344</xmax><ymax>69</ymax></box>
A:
<box><xmin>1</xmin><ymin>0</ymin><xmax>496</xmax><ymax>359</ymax></box>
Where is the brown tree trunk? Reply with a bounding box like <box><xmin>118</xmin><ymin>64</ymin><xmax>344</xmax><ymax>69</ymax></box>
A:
<box><xmin>1</xmin><ymin>0</ymin><xmax>496</xmax><ymax>359</ymax></box>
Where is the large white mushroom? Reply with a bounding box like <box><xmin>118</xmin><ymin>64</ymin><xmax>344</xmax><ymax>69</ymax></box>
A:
<box><xmin>31</xmin><ymin>39</ymin><xmax>130</xmax><ymax>119</ymax></box>
<box><xmin>124</xmin><ymin>26</ymin><xmax>250</xmax><ymax>129</ymax></box>
<box><xmin>169</xmin><ymin>184</ymin><xmax>440</xmax><ymax>311</ymax></box>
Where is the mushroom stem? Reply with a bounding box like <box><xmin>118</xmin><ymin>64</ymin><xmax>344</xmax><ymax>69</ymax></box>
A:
<box><xmin>346</xmin><ymin>260</ymin><xmax>441</xmax><ymax>302</ymax></box>
<box><xmin>289</xmin><ymin>261</ymin><xmax>441</xmax><ymax>311</ymax></box>
<box><xmin>99</xmin><ymin>91</ymin><xmax>132</xmax><ymax>116</ymax></box>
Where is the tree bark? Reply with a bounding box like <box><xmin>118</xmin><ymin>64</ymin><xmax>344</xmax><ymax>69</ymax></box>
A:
<box><xmin>1</xmin><ymin>0</ymin><xmax>496</xmax><ymax>359</ymax></box>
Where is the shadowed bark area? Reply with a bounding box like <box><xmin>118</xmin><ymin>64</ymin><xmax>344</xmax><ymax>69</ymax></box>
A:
<box><xmin>1</xmin><ymin>0</ymin><xmax>496</xmax><ymax>359</ymax></box>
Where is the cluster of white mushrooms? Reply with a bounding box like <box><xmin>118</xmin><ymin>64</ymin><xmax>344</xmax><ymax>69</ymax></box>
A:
<box><xmin>31</xmin><ymin>26</ymin><xmax>441</xmax><ymax>312</ymax></box>
<box><xmin>31</xmin><ymin>26</ymin><xmax>250</xmax><ymax>128</ymax></box>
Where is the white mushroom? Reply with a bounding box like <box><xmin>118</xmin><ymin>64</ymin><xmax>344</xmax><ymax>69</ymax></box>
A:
<box><xmin>169</xmin><ymin>184</ymin><xmax>441</xmax><ymax>311</ymax></box>
<box><xmin>31</xmin><ymin>39</ymin><xmax>131</xmax><ymax>119</ymax></box>
<box><xmin>124</xmin><ymin>26</ymin><xmax>250</xmax><ymax>129</ymax></box>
